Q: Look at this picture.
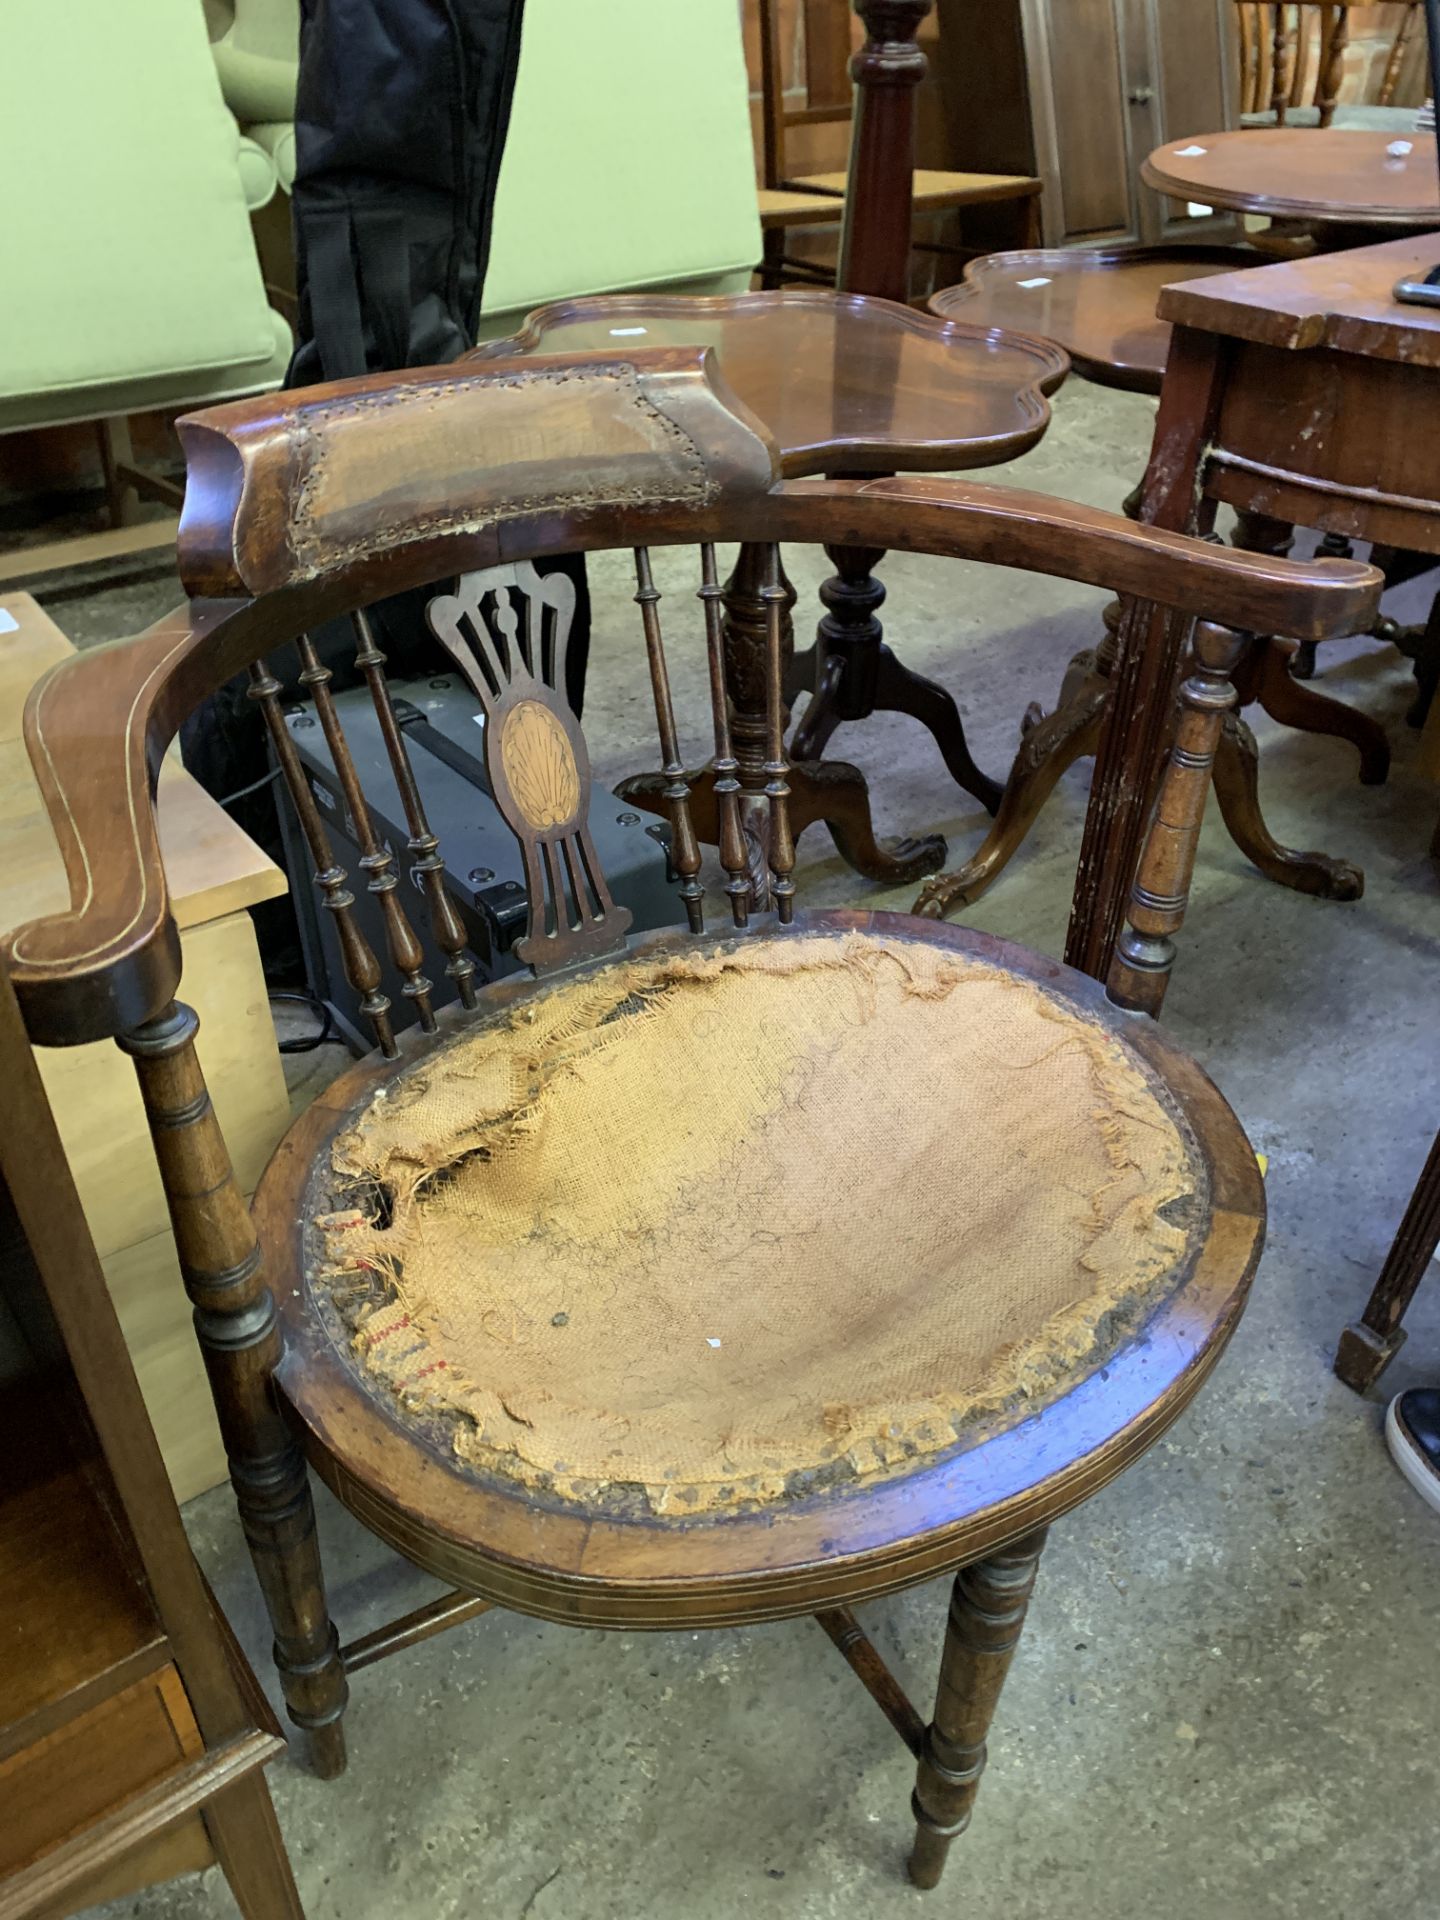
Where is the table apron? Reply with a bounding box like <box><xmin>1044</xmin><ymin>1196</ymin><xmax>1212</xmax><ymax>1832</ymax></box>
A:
<box><xmin>1205</xmin><ymin>339</ymin><xmax>1440</xmax><ymax>554</ymax></box>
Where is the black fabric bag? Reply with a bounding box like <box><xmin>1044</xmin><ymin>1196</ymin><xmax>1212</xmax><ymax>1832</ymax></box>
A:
<box><xmin>184</xmin><ymin>0</ymin><xmax>589</xmax><ymax>978</ymax></box>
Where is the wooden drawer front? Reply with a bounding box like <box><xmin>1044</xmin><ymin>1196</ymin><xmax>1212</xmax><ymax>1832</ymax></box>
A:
<box><xmin>0</xmin><ymin>1668</ymin><xmax>202</xmax><ymax>1879</ymax></box>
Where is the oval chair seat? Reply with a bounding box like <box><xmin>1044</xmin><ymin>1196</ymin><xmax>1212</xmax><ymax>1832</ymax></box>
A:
<box><xmin>262</xmin><ymin>913</ymin><xmax>1263</xmax><ymax>1628</ymax></box>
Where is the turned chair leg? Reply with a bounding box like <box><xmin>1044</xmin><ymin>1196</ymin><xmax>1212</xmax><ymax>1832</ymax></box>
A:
<box><xmin>121</xmin><ymin>1004</ymin><xmax>350</xmax><ymax>1778</ymax></box>
<box><xmin>909</xmin><ymin>1529</ymin><xmax>1048</xmax><ymax>1890</ymax></box>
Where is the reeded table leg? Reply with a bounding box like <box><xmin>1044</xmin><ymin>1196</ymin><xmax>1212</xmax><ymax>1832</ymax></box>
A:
<box><xmin>909</xmin><ymin>1528</ymin><xmax>1048</xmax><ymax>1890</ymax></box>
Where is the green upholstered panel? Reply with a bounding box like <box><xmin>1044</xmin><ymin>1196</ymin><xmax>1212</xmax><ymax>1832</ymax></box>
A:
<box><xmin>1</xmin><ymin>0</ymin><xmax>281</xmax><ymax>407</ymax></box>
<box><xmin>480</xmin><ymin>0</ymin><xmax>763</xmax><ymax>318</ymax></box>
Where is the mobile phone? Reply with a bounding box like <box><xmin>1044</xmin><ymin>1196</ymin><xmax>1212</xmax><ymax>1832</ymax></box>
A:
<box><xmin>1394</xmin><ymin>265</ymin><xmax>1440</xmax><ymax>308</ymax></box>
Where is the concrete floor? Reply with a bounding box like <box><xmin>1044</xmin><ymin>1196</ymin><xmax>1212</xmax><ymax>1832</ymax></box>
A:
<box><xmin>51</xmin><ymin>377</ymin><xmax>1440</xmax><ymax>1919</ymax></box>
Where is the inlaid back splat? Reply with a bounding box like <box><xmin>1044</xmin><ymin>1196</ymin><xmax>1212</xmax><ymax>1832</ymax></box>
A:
<box><xmin>427</xmin><ymin>563</ymin><xmax>633</xmax><ymax>974</ymax></box>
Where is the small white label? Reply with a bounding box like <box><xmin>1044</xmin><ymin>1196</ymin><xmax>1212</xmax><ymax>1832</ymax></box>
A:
<box><xmin>1186</xmin><ymin>202</ymin><xmax>1214</xmax><ymax>217</ymax></box>
<box><xmin>0</xmin><ymin>609</ymin><xmax>18</xmax><ymax>635</ymax></box>
<box><xmin>1175</xmin><ymin>143</ymin><xmax>1207</xmax><ymax>157</ymax></box>
<box><xmin>608</xmin><ymin>325</ymin><xmax>649</xmax><ymax>337</ymax></box>
<box><xmin>1016</xmin><ymin>276</ymin><xmax>1052</xmax><ymax>289</ymax></box>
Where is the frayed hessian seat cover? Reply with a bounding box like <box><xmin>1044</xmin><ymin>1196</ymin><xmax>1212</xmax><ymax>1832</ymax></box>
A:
<box><xmin>307</xmin><ymin>930</ymin><xmax>1206</xmax><ymax>1517</ymax></box>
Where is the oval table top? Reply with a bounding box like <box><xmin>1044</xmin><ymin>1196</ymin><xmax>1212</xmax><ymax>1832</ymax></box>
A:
<box><xmin>472</xmin><ymin>290</ymin><xmax>1070</xmax><ymax>477</ymax></box>
<box><xmin>1142</xmin><ymin>128</ymin><xmax>1440</xmax><ymax>227</ymax></box>
<box><xmin>931</xmin><ymin>245</ymin><xmax>1259</xmax><ymax>395</ymax></box>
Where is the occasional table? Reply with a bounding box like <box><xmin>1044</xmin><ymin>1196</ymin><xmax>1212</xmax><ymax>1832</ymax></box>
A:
<box><xmin>475</xmin><ymin>291</ymin><xmax>1068</xmax><ymax>888</ymax></box>
<box><xmin>931</xmin><ymin>244</ymin><xmax>1256</xmax><ymax>395</ymax></box>
<box><xmin>1057</xmin><ymin>229</ymin><xmax>1440</xmax><ymax>987</ymax></box>
<box><xmin>1141</xmin><ymin>127</ymin><xmax>1440</xmax><ymax>229</ymax></box>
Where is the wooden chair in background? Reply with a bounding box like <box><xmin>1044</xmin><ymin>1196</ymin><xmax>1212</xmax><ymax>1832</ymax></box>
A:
<box><xmin>1235</xmin><ymin>0</ymin><xmax>1424</xmax><ymax>128</ymax></box>
<box><xmin>755</xmin><ymin>0</ymin><xmax>1042</xmax><ymax>290</ymax></box>
<box><xmin>4</xmin><ymin>349</ymin><xmax>1380</xmax><ymax>1887</ymax></box>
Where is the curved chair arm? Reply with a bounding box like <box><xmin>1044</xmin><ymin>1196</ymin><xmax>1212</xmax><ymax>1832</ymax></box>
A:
<box><xmin>779</xmin><ymin>475</ymin><xmax>1382</xmax><ymax>643</ymax></box>
<box><xmin>2</xmin><ymin>350</ymin><xmax>1380</xmax><ymax>1048</ymax></box>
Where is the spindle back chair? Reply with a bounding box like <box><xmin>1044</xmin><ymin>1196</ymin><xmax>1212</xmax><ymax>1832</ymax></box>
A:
<box><xmin>1235</xmin><ymin>0</ymin><xmax>1423</xmax><ymax>126</ymax></box>
<box><xmin>4</xmin><ymin>348</ymin><xmax>1381</xmax><ymax>1890</ymax></box>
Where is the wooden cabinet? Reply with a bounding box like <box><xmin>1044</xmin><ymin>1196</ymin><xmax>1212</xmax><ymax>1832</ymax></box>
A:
<box><xmin>930</xmin><ymin>0</ymin><xmax>1237</xmax><ymax>246</ymax></box>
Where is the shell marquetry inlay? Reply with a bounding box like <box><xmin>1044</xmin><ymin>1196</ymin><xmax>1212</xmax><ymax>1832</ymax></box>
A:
<box><xmin>497</xmin><ymin>699</ymin><xmax>584</xmax><ymax>833</ymax></box>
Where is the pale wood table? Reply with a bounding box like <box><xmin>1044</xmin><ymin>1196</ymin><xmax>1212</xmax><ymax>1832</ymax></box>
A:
<box><xmin>0</xmin><ymin>593</ymin><xmax>290</xmax><ymax>1501</ymax></box>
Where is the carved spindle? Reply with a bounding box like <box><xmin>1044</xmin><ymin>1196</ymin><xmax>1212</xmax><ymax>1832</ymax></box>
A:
<box><xmin>700</xmin><ymin>543</ymin><xmax>752</xmax><ymax>926</ymax></box>
<box><xmin>119</xmin><ymin>1003</ymin><xmax>349</xmax><ymax>1776</ymax></box>
<box><xmin>633</xmin><ymin>547</ymin><xmax>704</xmax><ymax>933</ymax></box>
<box><xmin>1270</xmin><ymin>3</ymin><xmax>1291</xmax><ymax>121</ymax></box>
<box><xmin>295</xmin><ymin>635</ymin><xmax>434</xmax><ymax>1031</ymax></box>
<box><xmin>1107</xmin><ymin>621</ymin><xmax>1247</xmax><ymax>1018</ymax></box>
<box><xmin>761</xmin><ymin>545</ymin><xmax>796</xmax><ymax>923</ymax></box>
<box><xmin>1316</xmin><ymin>1</ymin><xmax>1347</xmax><ymax>126</ymax></box>
<box><xmin>247</xmin><ymin>663</ymin><xmax>396</xmax><ymax>1057</ymax></box>
<box><xmin>909</xmin><ymin>1529</ymin><xmax>1048</xmax><ymax>1890</ymax></box>
<box><xmin>351</xmin><ymin>611</ymin><xmax>477</xmax><ymax>1010</ymax></box>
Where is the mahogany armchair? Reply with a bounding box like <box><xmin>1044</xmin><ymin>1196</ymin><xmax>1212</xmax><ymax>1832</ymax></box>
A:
<box><xmin>3</xmin><ymin>349</ymin><xmax>1380</xmax><ymax>1889</ymax></box>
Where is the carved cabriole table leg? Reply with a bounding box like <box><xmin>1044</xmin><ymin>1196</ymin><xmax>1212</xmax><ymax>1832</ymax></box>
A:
<box><xmin>120</xmin><ymin>1003</ymin><xmax>350</xmax><ymax>1778</ymax></box>
<box><xmin>909</xmin><ymin>1528</ymin><xmax>1048</xmax><ymax>1890</ymax></box>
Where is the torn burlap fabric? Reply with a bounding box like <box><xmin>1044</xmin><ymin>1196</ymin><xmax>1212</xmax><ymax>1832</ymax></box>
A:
<box><xmin>314</xmin><ymin>932</ymin><xmax>1200</xmax><ymax>1516</ymax></box>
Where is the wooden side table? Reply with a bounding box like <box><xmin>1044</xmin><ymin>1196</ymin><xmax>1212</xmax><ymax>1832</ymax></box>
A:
<box><xmin>0</xmin><ymin>593</ymin><xmax>291</xmax><ymax>1502</ymax></box>
<box><xmin>476</xmin><ymin>293</ymin><xmax>1067</xmax><ymax>890</ymax></box>
<box><xmin>0</xmin><ymin>953</ymin><xmax>303</xmax><ymax>1917</ymax></box>
<box><xmin>925</xmin><ymin>233</ymin><xmax>1440</xmax><ymax>978</ymax></box>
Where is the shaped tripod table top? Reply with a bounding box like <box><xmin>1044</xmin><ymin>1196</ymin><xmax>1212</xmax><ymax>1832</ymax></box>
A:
<box><xmin>1156</xmin><ymin>227</ymin><xmax>1440</xmax><ymax>363</ymax></box>
<box><xmin>1143</xmin><ymin>128</ymin><xmax>1440</xmax><ymax>227</ymax></box>
<box><xmin>471</xmin><ymin>290</ymin><xmax>1069</xmax><ymax>477</ymax></box>
<box><xmin>931</xmin><ymin>246</ymin><xmax>1260</xmax><ymax>396</ymax></box>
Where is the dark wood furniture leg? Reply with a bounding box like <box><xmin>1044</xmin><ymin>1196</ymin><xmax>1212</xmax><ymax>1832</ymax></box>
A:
<box><xmin>1231</xmin><ymin>510</ymin><xmax>1389</xmax><ymax>783</ymax></box>
<box><xmin>791</xmin><ymin>1</ymin><xmax>1003</xmax><ymax>855</ymax></box>
<box><xmin>620</xmin><ymin>542</ymin><xmax>948</xmax><ymax>886</ymax></box>
<box><xmin>202</xmin><ymin>1770</ymin><xmax>307</xmax><ymax>1919</ymax></box>
<box><xmin>1251</xmin><ymin>634</ymin><xmax>1391</xmax><ymax>782</ymax></box>
<box><xmin>908</xmin><ymin>1529</ymin><xmax>1048</xmax><ymax>1890</ymax></box>
<box><xmin>1064</xmin><ymin>328</ymin><xmax>1232</xmax><ymax>979</ymax></box>
<box><xmin>1335</xmin><ymin>1125</ymin><xmax>1440</xmax><ymax>1393</ymax></box>
<box><xmin>791</xmin><ymin>542</ymin><xmax>1003</xmax><ymax>814</ymax></box>
<box><xmin>121</xmin><ymin>1004</ymin><xmax>350</xmax><ymax>1778</ymax></box>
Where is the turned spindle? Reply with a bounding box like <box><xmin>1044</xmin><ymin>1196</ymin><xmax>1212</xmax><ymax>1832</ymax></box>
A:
<box><xmin>761</xmin><ymin>544</ymin><xmax>796</xmax><ymax>923</ymax></box>
<box><xmin>295</xmin><ymin>634</ymin><xmax>434</xmax><ymax>1029</ymax></box>
<box><xmin>247</xmin><ymin>662</ymin><xmax>395</xmax><ymax>1056</ymax></box>
<box><xmin>634</xmin><ymin>547</ymin><xmax>704</xmax><ymax>933</ymax></box>
<box><xmin>699</xmin><ymin>542</ymin><xmax>752</xmax><ymax>926</ymax></box>
<box><xmin>351</xmin><ymin>610</ymin><xmax>478</xmax><ymax>1009</ymax></box>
